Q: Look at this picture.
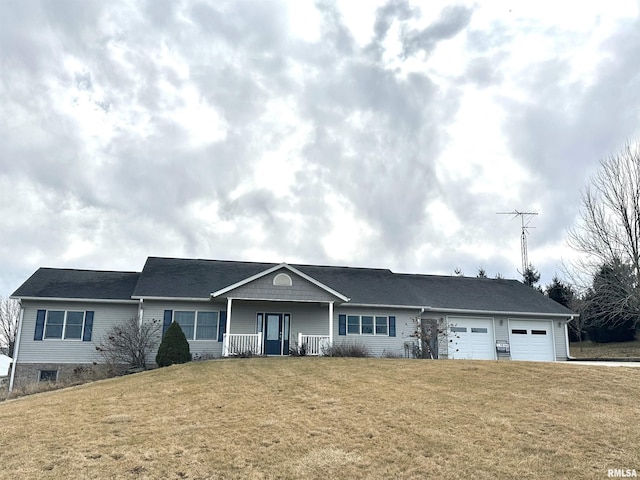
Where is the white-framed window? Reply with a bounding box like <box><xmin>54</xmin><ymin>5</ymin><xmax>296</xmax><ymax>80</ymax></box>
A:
<box><xmin>375</xmin><ymin>316</ymin><xmax>388</xmax><ymax>335</ymax></box>
<box><xmin>174</xmin><ymin>311</ymin><xmax>219</xmax><ymax>340</ymax></box>
<box><xmin>347</xmin><ymin>315</ymin><xmax>390</xmax><ymax>335</ymax></box>
<box><xmin>44</xmin><ymin>311</ymin><xmax>85</xmax><ymax>340</ymax></box>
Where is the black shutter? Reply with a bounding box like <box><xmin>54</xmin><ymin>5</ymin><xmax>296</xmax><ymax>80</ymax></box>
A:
<box><xmin>163</xmin><ymin>310</ymin><xmax>173</xmax><ymax>336</ymax></box>
<box><xmin>389</xmin><ymin>316</ymin><xmax>396</xmax><ymax>337</ymax></box>
<box><xmin>82</xmin><ymin>311</ymin><xmax>94</xmax><ymax>341</ymax></box>
<box><xmin>34</xmin><ymin>309</ymin><xmax>46</xmax><ymax>341</ymax></box>
<box><xmin>218</xmin><ymin>311</ymin><xmax>227</xmax><ymax>342</ymax></box>
<box><xmin>338</xmin><ymin>314</ymin><xmax>346</xmax><ymax>336</ymax></box>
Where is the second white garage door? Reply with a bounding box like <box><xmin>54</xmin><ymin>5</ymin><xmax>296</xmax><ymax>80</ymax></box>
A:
<box><xmin>509</xmin><ymin>320</ymin><xmax>555</xmax><ymax>361</ymax></box>
<box><xmin>447</xmin><ymin>317</ymin><xmax>495</xmax><ymax>360</ymax></box>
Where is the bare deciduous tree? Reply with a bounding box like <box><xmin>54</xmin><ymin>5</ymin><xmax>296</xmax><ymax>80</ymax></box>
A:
<box><xmin>568</xmin><ymin>141</ymin><xmax>640</xmax><ymax>330</ymax></box>
<box><xmin>95</xmin><ymin>317</ymin><xmax>161</xmax><ymax>370</ymax></box>
<box><xmin>569</xmin><ymin>142</ymin><xmax>640</xmax><ymax>277</ymax></box>
<box><xmin>411</xmin><ymin>317</ymin><xmax>449</xmax><ymax>359</ymax></box>
<box><xmin>0</xmin><ymin>296</ymin><xmax>20</xmax><ymax>357</ymax></box>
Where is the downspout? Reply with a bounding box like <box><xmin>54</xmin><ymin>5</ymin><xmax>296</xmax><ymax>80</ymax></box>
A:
<box><xmin>565</xmin><ymin>315</ymin><xmax>574</xmax><ymax>359</ymax></box>
<box><xmin>138</xmin><ymin>298</ymin><xmax>144</xmax><ymax>327</ymax></box>
<box><xmin>9</xmin><ymin>301</ymin><xmax>25</xmax><ymax>393</ymax></box>
<box><xmin>328</xmin><ymin>302</ymin><xmax>334</xmax><ymax>347</ymax></box>
<box><xmin>417</xmin><ymin>308</ymin><xmax>425</xmax><ymax>357</ymax></box>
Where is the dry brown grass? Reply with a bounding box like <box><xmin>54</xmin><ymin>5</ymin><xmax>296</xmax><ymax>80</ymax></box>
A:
<box><xmin>0</xmin><ymin>358</ymin><xmax>638</xmax><ymax>479</ymax></box>
<box><xmin>570</xmin><ymin>339</ymin><xmax>640</xmax><ymax>359</ymax></box>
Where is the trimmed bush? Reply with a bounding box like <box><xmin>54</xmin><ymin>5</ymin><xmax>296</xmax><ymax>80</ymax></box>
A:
<box><xmin>156</xmin><ymin>322</ymin><xmax>192</xmax><ymax>367</ymax></box>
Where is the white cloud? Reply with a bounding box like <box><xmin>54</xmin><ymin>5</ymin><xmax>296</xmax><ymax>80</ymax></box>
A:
<box><xmin>287</xmin><ymin>0</ymin><xmax>323</xmax><ymax>42</ymax></box>
<box><xmin>2</xmin><ymin>0</ymin><xmax>640</xmax><ymax>295</ymax></box>
<box><xmin>322</xmin><ymin>194</ymin><xmax>378</xmax><ymax>263</ymax></box>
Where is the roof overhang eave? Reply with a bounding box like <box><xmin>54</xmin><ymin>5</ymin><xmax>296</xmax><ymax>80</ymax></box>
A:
<box><xmin>343</xmin><ymin>303</ymin><xmax>576</xmax><ymax>318</ymax></box>
<box><xmin>131</xmin><ymin>295</ymin><xmax>214</xmax><ymax>302</ymax></box>
<box><xmin>11</xmin><ymin>296</ymin><xmax>139</xmax><ymax>304</ymax></box>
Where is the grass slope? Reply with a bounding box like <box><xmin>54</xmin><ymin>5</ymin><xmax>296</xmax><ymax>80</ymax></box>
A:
<box><xmin>570</xmin><ymin>339</ymin><xmax>640</xmax><ymax>359</ymax></box>
<box><xmin>0</xmin><ymin>358</ymin><xmax>639</xmax><ymax>479</ymax></box>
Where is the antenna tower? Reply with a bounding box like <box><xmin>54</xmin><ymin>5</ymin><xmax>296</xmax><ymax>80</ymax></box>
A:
<box><xmin>497</xmin><ymin>210</ymin><xmax>538</xmax><ymax>275</ymax></box>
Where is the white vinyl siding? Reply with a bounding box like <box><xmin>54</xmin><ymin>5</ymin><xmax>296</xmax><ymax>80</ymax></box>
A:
<box><xmin>223</xmin><ymin>270</ymin><xmax>341</xmax><ymax>303</ymax></box>
<box><xmin>553</xmin><ymin>320</ymin><xmax>568</xmax><ymax>360</ymax></box>
<box><xmin>143</xmin><ymin>300</ymin><xmax>226</xmax><ymax>358</ymax></box>
<box><xmin>18</xmin><ymin>301</ymin><xmax>139</xmax><ymax>364</ymax></box>
<box><xmin>335</xmin><ymin>308</ymin><xmax>414</xmax><ymax>357</ymax></box>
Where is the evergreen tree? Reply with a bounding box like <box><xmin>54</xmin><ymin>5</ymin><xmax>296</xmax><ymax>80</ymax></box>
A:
<box><xmin>156</xmin><ymin>321</ymin><xmax>192</xmax><ymax>367</ymax></box>
<box><xmin>581</xmin><ymin>259</ymin><xmax>637</xmax><ymax>343</ymax></box>
<box><xmin>545</xmin><ymin>275</ymin><xmax>575</xmax><ymax>308</ymax></box>
<box><xmin>523</xmin><ymin>264</ymin><xmax>541</xmax><ymax>290</ymax></box>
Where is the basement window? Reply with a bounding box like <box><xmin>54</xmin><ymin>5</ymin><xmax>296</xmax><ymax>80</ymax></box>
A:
<box><xmin>39</xmin><ymin>370</ymin><xmax>58</xmax><ymax>383</ymax></box>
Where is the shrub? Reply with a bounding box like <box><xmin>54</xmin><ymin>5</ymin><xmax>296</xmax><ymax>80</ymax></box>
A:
<box><xmin>322</xmin><ymin>341</ymin><xmax>370</xmax><ymax>357</ymax></box>
<box><xmin>95</xmin><ymin>317</ymin><xmax>161</xmax><ymax>370</ymax></box>
<box><xmin>289</xmin><ymin>341</ymin><xmax>307</xmax><ymax>356</ymax></box>
<box><xmin>156</xmin><ymin>322</ymin><xmax>192</xmax><ymax>367</ymax></box>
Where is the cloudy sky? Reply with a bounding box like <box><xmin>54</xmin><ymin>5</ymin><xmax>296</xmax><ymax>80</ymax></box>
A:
<box><xmin>2</xmin><ymin>0</ymin><xmax>640</xmax><ymax>295</ymax></box>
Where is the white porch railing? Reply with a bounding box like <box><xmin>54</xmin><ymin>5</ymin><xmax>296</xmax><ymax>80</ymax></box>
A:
<box><xmin>223</xmin><ymin>333</ymin><xmax>263</xmax><ymax>356</ymax></box>
<box><xmin>298</xmin><ymin>334</ymin><xmax>331</xmax><ymax>356</ymax></box>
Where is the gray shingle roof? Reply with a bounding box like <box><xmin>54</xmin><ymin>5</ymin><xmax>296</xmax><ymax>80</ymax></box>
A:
<box><xmin>12</xmin><ymin>268</ymin><xmax>140</xmax><ymax>300</ymax></box>
<box><xmin>132</xmin><ymin>257</ymin><xmax>278</xmax><ymax>298</ymax></box>
<box><xmin>13</xmin><ymin>257</ymin><xmax>575</xmax><ymax>316</ymax></box>
<box><xmin>296</xmin><ymin>265</ymin><xmax>574</xmax><ymax>315</ymax></box>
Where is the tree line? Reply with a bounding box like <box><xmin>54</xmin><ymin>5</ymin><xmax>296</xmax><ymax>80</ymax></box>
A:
<box><xmin>524</xmin><ymin>142</ymin><xmax>640</xmax><ymax>343</ymax></box>
<box><xmin>458</xmin><ymin>143</ymin><xmax>640</xmax><ymax>343</ymax></box>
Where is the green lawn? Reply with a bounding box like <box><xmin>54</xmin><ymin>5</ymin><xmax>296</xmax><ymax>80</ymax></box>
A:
<box><xmin>570</xmin><ymin>339</ymin><xmax>640</xmax><ymax>359</ymax></box>
<box><xmin>0</xmin><ymin>358</ymin><xmax>638</xmax><ymax>479</ymax></box>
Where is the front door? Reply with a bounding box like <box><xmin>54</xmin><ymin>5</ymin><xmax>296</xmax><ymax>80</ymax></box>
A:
<box><xmin>263</xmin><ymin>313</ymin><xmax>290</xmax><ymax>355</ymax></box>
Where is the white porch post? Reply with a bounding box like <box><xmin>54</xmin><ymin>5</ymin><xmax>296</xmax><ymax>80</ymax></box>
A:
<box><xmin>328</xmin><ymin>301</ymin><xmax>334</xmax><ymax>346</ymax></box>
<box><xmin>224</xmin><ymin>297</ymin><xmax>233</xmax><ymax>356</ymax></box>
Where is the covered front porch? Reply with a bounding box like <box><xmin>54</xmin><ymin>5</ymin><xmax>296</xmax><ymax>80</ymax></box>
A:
<box><xmin>220</xmin><ymin>298</ymin><xmax>335</xmax><ymax>357</ymax></box>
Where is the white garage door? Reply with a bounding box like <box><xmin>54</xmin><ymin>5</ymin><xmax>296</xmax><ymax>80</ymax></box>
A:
<box><xmin>447</xmin><ymin>318</ymin><xmax>495</xmax><ymax>360</ymax></box>
<box><xmin>509</xmin><ymin>320</ymin><xmax>554</xmax><ymax>361</ymax></box>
